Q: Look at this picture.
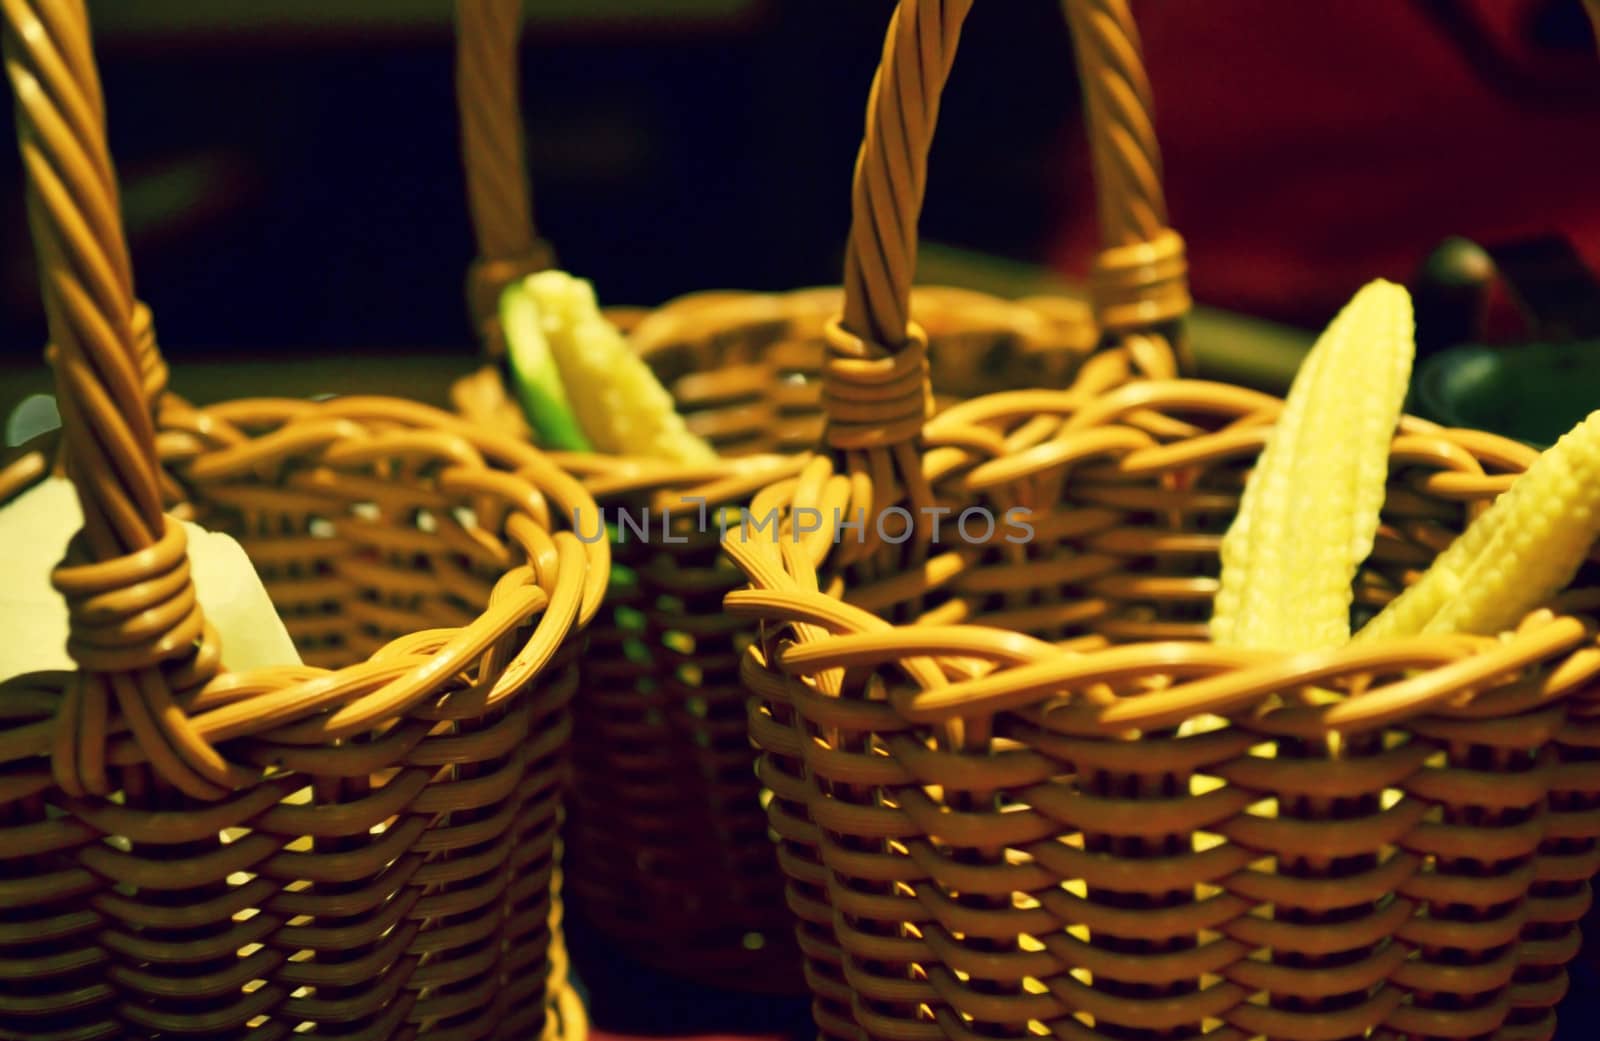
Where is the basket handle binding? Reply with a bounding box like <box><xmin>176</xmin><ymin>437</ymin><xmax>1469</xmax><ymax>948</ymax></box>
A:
<box><xmin>825</xmin><ymin>0</ymin><xmax>1190</xmax><ymax>522</ymax></box>
<box><xmin>457</xmin><ymin>0</ymin><xmax>554</xmax><ymax>358</ymax></box>
<box><xmin>4</xmin><ymin>0</ymin><xmax>261</xmax><ymax>801</ymax></box>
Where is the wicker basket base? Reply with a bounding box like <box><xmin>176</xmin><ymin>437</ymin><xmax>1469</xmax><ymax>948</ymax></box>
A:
<box><xmin>549</xmin><ymin>969</ymin><xmax>589</xmax><ymax>1041</ymax></box>
<box><xmin>546</xmin><ymin>862</ymin><xmax>590</xmax><ymax>1041</ymax></box>
<box><xmin>455</xmin><ymin>285</ymin><xmax>1107</xmax><ymax>996</ymax></box>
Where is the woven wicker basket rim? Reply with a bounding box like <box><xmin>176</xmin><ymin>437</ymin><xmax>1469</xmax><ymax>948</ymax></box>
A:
<box><xmin>723</xmin><ymin>377</ymin><xmax>1600</xmax><ymax>734</ymax></box>
<box><xmin>514</xmin><ymin>282</ymin><xmax>1104</xmax><ymax>499</ymax></box>
<box><xmin>0</xmin><ymin>0</ymin><xmax>606</xmax><ymax>798</ymax></box>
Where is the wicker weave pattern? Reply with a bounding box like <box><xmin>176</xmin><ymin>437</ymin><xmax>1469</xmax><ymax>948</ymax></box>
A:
<box><xmin>727</xmin><ymin>381</ymin><xmax>1600</xmax><ymax>1041</ymax></box>
<box><xmin>722</xmin><ymin>4</ymin><xmax>1600</xmax><ymax>1039</ymax></box>
<box><xmin>624</xmin><ymin>287</ymin><xmax>1102</xmax><ymax>458</ymax></box>
<box><xmin>0</xmin><ymin>617</ymin><xmax>584</xmax><ymax>1041</ymax></box>
<box><xmin>534</xmin><ymin>287</ymin><xmax>1100</xmax><ymax>983</ymax></box>
<box><xmin>1</xmin><ymin>0</ymin><xmax>601</xmax><ymax>1036</ymax></box>
<box><xmin>1</xmin><ymin>395</ymin><xmax>603</xmax><ymax>1041</ymax></box>
<box><xmin>446</xmin><ymin>0</ymin><xmax>1188</xmax><ymax>985</ymax></box>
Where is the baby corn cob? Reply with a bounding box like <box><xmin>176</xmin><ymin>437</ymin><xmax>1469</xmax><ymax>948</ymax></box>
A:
<box><xmin>520</xmin><ymin>270</ymin><xmax>719</xmax><ymax>466</ymax></box>
<box><xmin>1356</xmin><ymin>408</ymin><xmax>1600</xmax><ymax>640</ymax></box>
<box><xmin>1210</xmin><ymin>279</ymin><xmax>1415</xmax><ymax>651</ymax></box>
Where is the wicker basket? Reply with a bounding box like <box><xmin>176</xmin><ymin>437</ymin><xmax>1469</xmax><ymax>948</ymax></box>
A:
<box><xmin>722</xmin><ymin>3</ymin><xmax>1600</xmax><ymax>1041</ymax></box>
<box><xmin>445</xmin><ymin>0</ymin><xmax>1189</xmax><ymax>988</ymax></box>
<box><xmin>0</xmin><ymin>3</ymin><xmax>605</xmax><ymax>1038</ymax></box>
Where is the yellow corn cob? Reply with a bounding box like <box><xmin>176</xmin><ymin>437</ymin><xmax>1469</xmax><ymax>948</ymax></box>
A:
<box><xmin>1210</xmin><ymin>279</ymin><xmax>1415</xmax><ymax>651</ymax></box>
<box><xmin>1356</xmin><ymin>408</ymin><xmax>1600</xmax><ymax>641</ymax></box>
<box><xmin>521</xmin><ymin>270</ymin><xmax>719</xmax><ymax>466</ymax></box>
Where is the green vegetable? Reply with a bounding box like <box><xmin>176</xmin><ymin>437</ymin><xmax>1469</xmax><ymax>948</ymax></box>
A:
<box><xmin>521</xmin><ymin>270</ymin><xmax>718</xmax><ymax>465</ymax></box>
<box><xmin>501</xmin><ymin>281</ymin><xmax>593</xmax><ymax>452</ymax></box>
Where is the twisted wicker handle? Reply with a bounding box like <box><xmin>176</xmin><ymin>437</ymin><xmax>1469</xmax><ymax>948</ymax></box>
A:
<box><xmin>1065</xmin><ymin>0</ymin><xmax>1191</xmax><ymax>366</ymax></box>
<box><xmin>5</xmin><ymin>0</ymin><xmax>236</xmax><ymax>800</ymax></box>
<box><xmin>829</xmin><ymin>0</ymin><xmax>1190</xmax><ymax>459</ymax></box>
<box><xmin>456</xmin><ymin>0</ymin><xmax>554</xmax><ymax>356</ymax></box>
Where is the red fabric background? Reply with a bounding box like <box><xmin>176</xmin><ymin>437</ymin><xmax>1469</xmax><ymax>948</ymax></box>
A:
<box><xmin>1048</xmin><ymin>0</ymin><xmax>1600</xmax><ymax>327</ymax></box>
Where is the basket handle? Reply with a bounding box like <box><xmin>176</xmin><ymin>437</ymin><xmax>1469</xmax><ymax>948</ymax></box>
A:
<box><xmin>5</xmin><ymin>0</ymin><xmax>242</xmax><ymax>801</ymax></box>
<box><xmin>456</xmin><ymin>0</ymin><xmax>554</xmax><ymax>357</ymax></box>
<box><xmin>827</xmin><ymin>0</ymin><xmax>1189</xmax><ymax>460</ymax></box>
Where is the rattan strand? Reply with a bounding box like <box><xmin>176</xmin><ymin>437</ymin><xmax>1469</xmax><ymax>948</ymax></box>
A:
<box><xmin>1</xmin><ymin>1</ymin><xmax>599</xmax><ymax>1036</ymax></box>
<box><xmin>1063</xmin><ymin>0</ymin><xmax>1190</xmax><ymax>356</ymax></box>
<box><xmin>795</xmin><ymin>0</ymin><xmax>1190</xmax><ymax>595</ymax></box>
<box><xmin>549</xmin><ymin>287</ymin><xmax>1105</xmax><ymax>987</ymax></box>
<box><xmin>727</xmin><ymin>377</ymin><xmax>1600</xmax><ymax>1041</ymax></box>
<box><xmin>455</xmin><ymin>0</ymin><xmax>554</xmax><ymax>352</ymax></box>
<box><xmin>717</xmin><ymin>2</ymin><xmax>1600</xmax><ymax>1038</ymax></box>
<box><xmin>839</xmin><ymin>1</ymin><xmax>967</xmax><ymax>353</ymax></box>
<box><xmin>446</xmin><ymin>0</ymin><xmax>1187</xmax><ymax>988</ymax></box>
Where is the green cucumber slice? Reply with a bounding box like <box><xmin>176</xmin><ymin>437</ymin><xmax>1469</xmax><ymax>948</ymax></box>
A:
<box><xmin>500</xmin><ymin>281</ymin><xmax>594</xmax><ymax>452</ymax></box>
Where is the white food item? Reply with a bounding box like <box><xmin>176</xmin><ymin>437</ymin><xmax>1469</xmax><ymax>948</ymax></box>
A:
<box><xmin>0</xmin><ymin>477</ymin><xmax>301</xmax><ymax>682</ymax></box>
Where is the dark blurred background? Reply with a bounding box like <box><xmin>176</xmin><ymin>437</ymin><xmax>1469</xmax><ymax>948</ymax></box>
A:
<box><xmin>4</xmin><ymin>0</ymin><xmax>1600</xmax><ymax>373</ymax></box>
<box><xmin>0</xmin><ymin>0</ymin><xmax>1089</xmax><ymax>368</ymax></box>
